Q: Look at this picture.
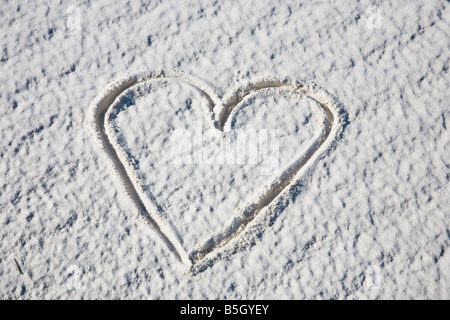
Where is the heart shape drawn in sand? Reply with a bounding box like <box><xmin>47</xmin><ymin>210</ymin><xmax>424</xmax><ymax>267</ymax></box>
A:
<box><xmin>89</xmin><ymin>70</ymin><xmax>344</xmax><ymax>274</ymax></box>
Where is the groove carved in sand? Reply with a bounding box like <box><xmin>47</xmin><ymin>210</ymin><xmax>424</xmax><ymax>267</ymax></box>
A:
<box><xmin>89</xmin><ymin>70</ymin><xmax>344</xmax><ymax>274</ymax></box>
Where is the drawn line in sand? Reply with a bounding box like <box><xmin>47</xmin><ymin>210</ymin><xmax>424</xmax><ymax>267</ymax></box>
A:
<box><xmin>13</xmin><ymin>258</ymin><xmax>23</xmax><ymax>275</ymax></box>
<box><xmin>89</xmin><ymin>70</ymin><xmax>345</xmax><ymax>274</ymax></box>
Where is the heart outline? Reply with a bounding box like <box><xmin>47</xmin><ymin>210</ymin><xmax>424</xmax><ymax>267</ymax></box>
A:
<box><xmin>89</xmin><ymin>70</ymin><xmax>344</xmax><ymax>274</ymax></box>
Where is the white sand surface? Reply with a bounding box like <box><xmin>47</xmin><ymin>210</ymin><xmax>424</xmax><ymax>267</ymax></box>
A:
<box><xmin>0</xmin><ymin>0</ymin><xmax>448</xmax><ymax>299</ymax></box>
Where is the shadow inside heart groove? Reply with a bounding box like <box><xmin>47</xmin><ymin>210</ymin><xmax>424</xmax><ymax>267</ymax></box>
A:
<box><xmin>90</xmin><ymin>71</ymin><xmax>343</xmax><ymax>274</ymax></box>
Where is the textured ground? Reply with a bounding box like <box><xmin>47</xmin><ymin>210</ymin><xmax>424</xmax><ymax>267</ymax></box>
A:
<box><xmin>0</xmin><ymin>0</ymin><xmax>449</xmax><ymax>299</ymax></box>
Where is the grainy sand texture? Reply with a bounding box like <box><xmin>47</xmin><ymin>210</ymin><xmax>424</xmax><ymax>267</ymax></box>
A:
<box><xmin>0</xmin><ymin>0</ymin><xmax>449</xmax><ymax>299</ymax></box>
